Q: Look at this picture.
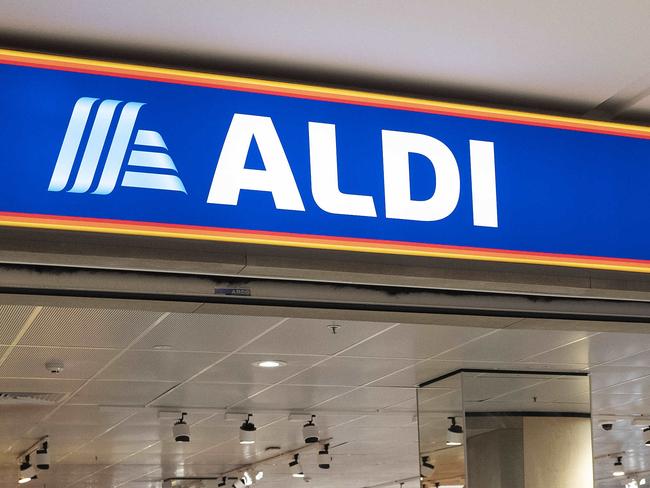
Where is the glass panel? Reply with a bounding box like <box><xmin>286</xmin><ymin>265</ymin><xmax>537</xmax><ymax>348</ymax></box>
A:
<box><xmin>418</xmin><ymin>371</ymin><xmax>592</xmax><ymax>488</ymax></box>
<box><xmin>417</xmin><ymin>373</ymin><xmax>466</xmax><ymax>488</ymax></box>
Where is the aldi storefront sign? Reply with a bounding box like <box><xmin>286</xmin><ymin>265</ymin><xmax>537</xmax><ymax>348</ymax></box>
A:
<box><xmin>1</xmin><ymin>49</ymin><xmax>650</xmax><ymax>272</ymax></box>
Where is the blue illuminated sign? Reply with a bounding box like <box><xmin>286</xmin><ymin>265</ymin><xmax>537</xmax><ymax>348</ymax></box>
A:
<box><xmin>1</xmin><ymin>49</ymin><xmax>650</xmax><ymax>272</ymax></box>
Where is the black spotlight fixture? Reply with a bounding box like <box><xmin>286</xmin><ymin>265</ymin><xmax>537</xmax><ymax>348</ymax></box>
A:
<box><xmin>173</xmin><ymin>412</ymin><xmax>190</xmax><ymax>442</ymax></box>
<box><xmin>446</xmin><ymin>417</ymin><xmax>463</xmax><ymax>446</ymax></box>
<box><xmin>421</xmin><ymin>455</ymin><xmax>435</xmax><ymax>477</ymax></box>
<box><xmin>289</xmin><ymin>453</ymin><xmax>305</xmax><ymax>478</ymax></box>
<box><xmin>303</xmin><ymin>415</ymin><xmax>319</xmax><ymax>443</ymax></box>
<box><xmin>35</xmin><ymin>441</ymin><xmax>50</xmax><ymax>470</ymax></box>
<box><xmin>18</xmin><ymin>455</ymin><xmax>37</xmax><ymax>484</ymax></box>
<box><xmin>239</xmin><ymin>414</ymin><xmax>257</xmax><ymax>445</ymax></box>
<box><xmin>318</xmin><ymin>443</ymin><xmax>331</xmax><ymax>469</ymax></box>
<box><xmin>613</xmin><ymin>456</ymin><xmax>625</xmax><ymax>477</ymax></box>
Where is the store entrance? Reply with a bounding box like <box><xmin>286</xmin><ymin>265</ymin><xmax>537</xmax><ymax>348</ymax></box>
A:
<box><xmin>1</xmin><ymin>264</ymin><xmax>650</xmax><ymax>487</ymax></box>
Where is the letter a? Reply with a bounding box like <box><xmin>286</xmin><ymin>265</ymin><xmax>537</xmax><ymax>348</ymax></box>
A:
<box><xmin>207</xmin><ymin>114</ymin><xmax>305</xmax><ymax>211</ymax></box>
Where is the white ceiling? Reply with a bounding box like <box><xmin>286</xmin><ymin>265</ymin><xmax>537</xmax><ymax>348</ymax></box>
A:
<box><xmin>1</xmin><ymin>0</ymin><xmax>650</xmax><ymax>121</ymax></box>
<box><xmin>0</xmin><ymin>304</ymin><xmax>649</xmax><ymax>487</ymax></box>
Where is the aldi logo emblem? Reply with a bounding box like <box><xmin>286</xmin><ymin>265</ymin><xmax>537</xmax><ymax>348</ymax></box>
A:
<box><xmin>48</xmin><ymin>97</ymin><xmax>186</xmax><ymax>195</ymax></box>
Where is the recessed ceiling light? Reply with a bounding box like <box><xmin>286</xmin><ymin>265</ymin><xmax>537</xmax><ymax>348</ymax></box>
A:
<box><xmin>253</xmin><ymin>360</ymin><xmax>287</xmax><ymax>368</ymax></box>
<box><xmin>153</xmin><ymin>345</ymin><xmax>173</xmax><ymax>351</ymax></box>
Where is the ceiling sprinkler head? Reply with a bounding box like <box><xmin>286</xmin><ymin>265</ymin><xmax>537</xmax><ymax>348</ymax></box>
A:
<box><xmin>328</xmin><ymin>323</ymin><xmax>340</xmax><ymax>335</ymax></box>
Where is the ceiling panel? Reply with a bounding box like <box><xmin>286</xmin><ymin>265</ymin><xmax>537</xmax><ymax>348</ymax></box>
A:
<box><xmin>0</xmin><ymin>377</ymin><xmax>84</xmax><ymax>393</ymax></box>
<box><xmin>19</xmin><ymin>307</ymin><xmax>164</xmax><ymax>348</ymax></box>
<box><xmin>46</xmin><ymin>404</ymin><xmax>135</xmax><ymax>426</ymax></box>
<box><xmin>314</xmin><ymin>386</ymin><xmax>414</xmax><ymax>410</ymax></box>
<box><xmin>590</xmin><ymin>365</ymin><xmax>650</xmax><ymax>391</ymax></box>
<box><xmin>241</xmin><ymin>318</ymin><xmax>394</xmax><ymax>356</ymax></box>
<box><xmin>193</xmin><ymin>353</ymin><xmax>325</xmax><ymax>384</ymax></box>
<box><xmin>341</xmin><ymin>324</ymin><xmax>496</xmax><ymax>359</ymax></box>
<box><xmin>72</xmin><ymin>380</ymin><xmax>178</xmax><ymax>405</ymax></box>
<box><xmin>96</xmin><ymin>350</ymin><xmax>225</xmax><ymax>382</ymax></box>
<box><xmin>134</xmin><ymin>313</ymin><xmax>282</xmax><ymax>352</ymax></box>
<box><xmin>0</xmin><ymin>305</ymin><xmax>36</xmax><ymax>344</ymax></box>
<box><xmin>0</xmin><ymin>346</ymin><xmax>117</xmax><ymax>379</ymax></box>
<box><xmin>283</xmin><ymin>356</ymin><xmax>417</xmax><ymax>387</ymax></box>
<box><xmin>150</xmin><ymin>382</ymin><xmax>266</xmax><ymax>409</ymax></box>
<box><xmin>597</xmin><ymin>374</ymin><xmax>650</xmax><ymax>396</ymax></box>
<box><xmin>367</xmin><ymin>359</ymin><xmax>461</xmax><ymax>387</ymax></box>
<box><xmin>233</xmin><ymin>384</ymin><xmax>354</xmax><ymax>411</ymax></box>
<box><xmin>437</xmin><ymin>329</ymin><xmax>592</xmax><ymax>362</ymax></box>
<box><xmin>522</xmin><ymin>333</ymin><xmax>650</xmax><ymax>366</ymax></box>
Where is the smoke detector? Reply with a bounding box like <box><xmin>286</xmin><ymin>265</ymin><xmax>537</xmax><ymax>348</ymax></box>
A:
<box><xmin>45</xmin><ymin>360</ymin><xmax>64</xmax><ymax>374</ymax></box>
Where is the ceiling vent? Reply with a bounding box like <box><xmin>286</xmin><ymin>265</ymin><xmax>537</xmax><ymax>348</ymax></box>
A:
<box><xmin>0</xmin><ymin>392</ymin><xmax>65</xmax><ymax>405</ymax></box>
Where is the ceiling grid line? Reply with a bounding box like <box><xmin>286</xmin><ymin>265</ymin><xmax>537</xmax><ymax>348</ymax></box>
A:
<box><xmin>0</xmin><ymin>306</ymin><xmax>42</xmax><ymax>369</ymax></box>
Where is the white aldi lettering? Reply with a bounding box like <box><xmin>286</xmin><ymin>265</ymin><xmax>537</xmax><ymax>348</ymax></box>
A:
<box><xmin>208</xmin><ymin>112</ymin><xmax>498</xmax><ymax>227</ymax></box>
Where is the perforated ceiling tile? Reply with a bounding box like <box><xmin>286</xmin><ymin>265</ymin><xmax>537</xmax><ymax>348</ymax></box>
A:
<box><xmin>367</xmin><ymin>359</ymin><xmax>461</xmax><ymax>387</ymax></box>
<box><xmin>135</xmin><ymin>313</ymin><xmax>282</xmax><ymax>352</ymax></box>
<box><xmin>233</xmin><ymin>384</ymin><xmax>354</xmax><ymax>411</ymax></box>
<box><xmin>0</xmin><ymin>377</ymin><xmax>83</xmax><ymax>393</ymax></box>
<box><xmin>0</xmin><ymin>404</ymin><xmax>55</xmax><ymax>428</ymax></box>
<box><xmin>72</xmin><ymin>380</ymin><xmax>178</xmax><ymax>406</ymax></box>
<box><xmin>314</xmin><ymin>386</ymin><xmax>415</xmax><ymax>410</ymax></box>
<box><xmin>0</xmin><ymin>305</ymin><xmax>36</xmax><ymax>344</ymax></box>
<box><xmin>0</xmin><ymin>346</ymin><xmax>117</xmax><ymax>379</ymax></box>
<box><xmin>29</xmin><ymin>422</ymin><xmax>111</xmax><ymax>442</ymax></box>
<box><xmin>437</xmin><ymin>328</ymin><xmax>593</xmax><ymax>362</ymax></box>
<box><xmin>47</xmin><ymin>404</ymin><xmax>135</xmax><ymax>426</ymax></box>
<box><xmin>193</xmin><ymin>353</ymin><xmax>325</xmax><ymax>384</ymax></box>
<box><xmin>96</xmin><ymin>350</ymin><xmax>226</xmax><ymax>382</ymax></box>
<box><xmin>341</xmin><ymin>323</ymin><xmax>496</xmax><ymax>359</ymax></box>
<box><xmin>283</xmin><ymin>356</ymin><xmax>417</xmax><ymax>387</ymax></box>
<box><xmin>150</xmin><ymin>382</ymin><xmax>266</xmax><ymax>409</ymax></box>
<box><xmin>241</xmin><ymin>318</ymin><xmax>394</xmax><ymax>356</ymax></box>
<box><xmin>19</xmin><ymin>307</ymin><xmax>165</xmax><ymax>348</ymax></box>
<box><xmin>526</xmin><ymin>333</ymin><xmax>650</xmax><ymax>366</ymax></box>
<box><xmin>589</xmin><ymin>365</ymin><xmax>650</xmax><ymax>391</ymax></box>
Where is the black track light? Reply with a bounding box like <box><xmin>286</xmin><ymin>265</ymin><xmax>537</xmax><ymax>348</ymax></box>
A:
<box><xmin>18</xmin><ymin>455</ymin><xmax>36</xmax><ymax>484</ymax></box>
<box><xmin>446</xmin><ymin>417</ymin><xmax>463</xmax><ymax>446</ymax></box>
<box><xmin>35</xmin><ymin>441</ymin><xmax>50</xmax><ymax>470</ymax></box>
<box><xmin>303</xmin><ymin>415</ymin><xmax>319</xmax><ymax>443</ymax></box>
<box><xmin>421</xmin><ymin>455</ymin><xmax>435</xmax><ymax>477</ymax></box>
<box><xmin>318</xmin><ymin>443</ymin><xmax>331</xmax><ymax>469</ymax></box>
<box><xmin>173</xmin><ymin>412</ymin><xmax>190</xmax><ymax>442</ymax></box>
<box><xmin>240</xmin><ymin>414</ymin><xmax>257</xmax><ymax>445</ymax></box>
<box><xmin>289</xmin><ymin>453</ymin><xmax>305</xmax><ymax>478</ymax></box>
<box><xmin>613</xmin><ymin>456</ymin><xmax>625</xmax><ymax>477</ymax></box>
